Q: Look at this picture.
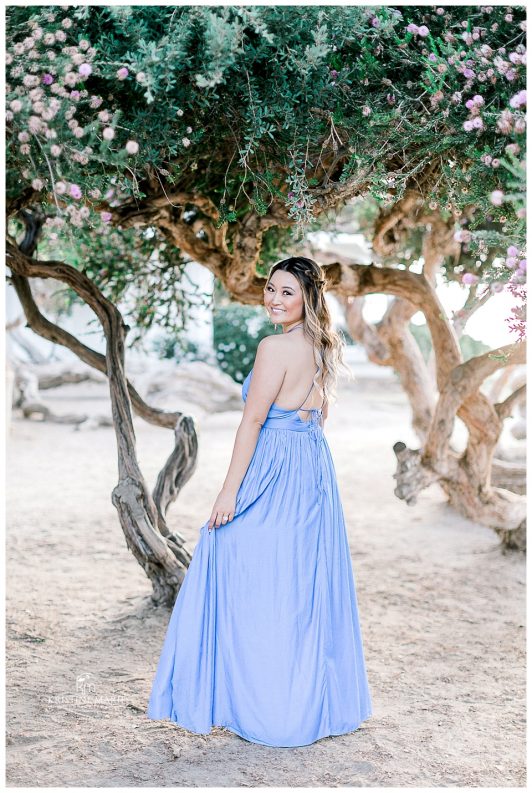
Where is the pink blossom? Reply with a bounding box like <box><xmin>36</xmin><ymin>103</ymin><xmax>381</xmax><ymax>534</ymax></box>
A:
<box><xmin>418</xmin><ymin>25</ymin><xmax>429</xmax><ymax>37</ymax></box>
<box><xmin>55</xmin><ymin>181</ymin><xmax>67</xmax><ymax>194</ymax></box>
<box><xmin>463</xmin><ymin>119</ymin><xmax>474</xmax><ymax>131</ymax></box>
<box><xmin>10</xmin><ymin>99</ymin><xmax>23</xmax><ymax>112</ymax></box>
<box><xmin>406</xmin><ymin>23</ymin><xmax>419</xmax><ymax>34</ymax></box>
<box><xmin>506</xmin><ymin>257</ymin><xmax>518</xmax><ymax>268</ymax></box>
<box><xmin>42</xmin><ymin>73</ymin><xmax>54</xmax><ymax>85</ymax></box>
<box><xmin>518</xmin><ymin>259</ymin><xmax>527</xmax><ymax>273</ymax></box>
<box><xmin>182</xmin><ymin>137</ymin><xmax>191</xmax><ymax>147</ymax></box>
<box><xmin>50</xmin><ymin>144</ymin><xmax>62</xmax><ymax>156</ymax></box>
<box><xmin>125</xmin><ymin>140</ymin><xmax>139</xmax><ymax>155</ymax></box>
<box><xmin>463</xmin><ymin>68</ymin><xmax>475</xmax><ymax>79</ymax></box>
<box><xmin>100</xmin><ymin>211</ymin><xmax>113</xmax><ymax>223</ymax></box>
<box><xmin>471</xmin><ymin>116</ymin><xmax>484</xmax><ymax>129</ymax></box>
<box><xmin>116</xmin><ymin>67</ymin><xmax>129</xmax><ymax>80</ymax></box>
<box><xmin>461</xmin><ymin>272</ymin><xmax>479</xmax><ymax>285</ymax></box>
<box><xmin>507</xmin><ymin>245</ymin><xmax>519</xmax><ymax>258</ymax></box>
<box><xmin>490</xmin><ymin>190</ymin><xmax>504</xmax><ymax>206</ymax></box>
<box><xmin>362</xmin><ymin>105</ymin><xmax>371</xmax><ymax>116</ymax></box>
<box><xmin>69</xmin><ymin>183</ymin><xmax>82</xmax><ymax>199</ymax></box>
<box><xmin>509</xmin><ymin>89</ymin><xmax>526</xmax><ymax>108</ymax></box>
<box><xmin>78</xmin><ymin>63</ymin><xmax>92</xmax><ymax>78</ymax></box>
<box><xmin>31</xmin><ymin>178</ymin><xmax>43</xmax><ymax>190</ymax></box>
<box><xmin>103</xmin><ymin>127</ymin><xmax>115</xmax><ymax>141</ymax></box>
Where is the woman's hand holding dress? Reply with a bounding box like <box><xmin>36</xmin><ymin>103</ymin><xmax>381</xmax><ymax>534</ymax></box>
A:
<box><xmin>208</xmin><ymin>487</ymin><xmax>237</xmax><ymax>531</ymax></box>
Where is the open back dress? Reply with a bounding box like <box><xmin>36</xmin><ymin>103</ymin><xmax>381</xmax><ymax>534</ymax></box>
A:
<box><xmin>146</xmin><ymin>364</ymin><xmax>373</xmax><ymax>747</ymax></box>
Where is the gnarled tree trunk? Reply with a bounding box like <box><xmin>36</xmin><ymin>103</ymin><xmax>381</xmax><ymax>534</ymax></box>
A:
<box><xmin>7</xmin><ymin>212</ymin><xmax>199</xmax><ymax>604</ymax></box>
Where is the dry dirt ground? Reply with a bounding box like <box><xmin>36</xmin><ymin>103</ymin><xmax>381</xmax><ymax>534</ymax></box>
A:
<box><xmin>6</xmin><ymin>369</ymin><xmax>526</xmax><ymax>787</ymax></box>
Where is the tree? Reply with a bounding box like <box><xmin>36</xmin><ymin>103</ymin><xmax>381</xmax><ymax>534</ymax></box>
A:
<box><xmin>6</xmin><ymin>5</ymin><xmax>527</xmax><ymax>605</ymax></box>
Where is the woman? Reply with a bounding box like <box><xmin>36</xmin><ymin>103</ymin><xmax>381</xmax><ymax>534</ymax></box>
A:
<box><xmin>146</xmin><ymin>256</ymin><xmax>373</xmax><ymax>747</ymax></box>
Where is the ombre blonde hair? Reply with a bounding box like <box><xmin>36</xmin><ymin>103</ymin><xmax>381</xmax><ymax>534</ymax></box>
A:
<box><xmin>267</xmin><ymin>256</ymin><xmax>353</xmax><ymax>407</ymax></box>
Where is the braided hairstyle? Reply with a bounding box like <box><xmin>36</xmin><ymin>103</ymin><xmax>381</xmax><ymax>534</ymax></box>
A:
<box><xmin>266</xmin><ymin>256</ymin><xmax>353</xmax><ymax>406</ymax></box>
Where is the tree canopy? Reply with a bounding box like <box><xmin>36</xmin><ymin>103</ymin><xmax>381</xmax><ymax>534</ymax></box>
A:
<box><xmin>6</xmin><ymin>4</ymin><xmax>526</xmax><ymax>337</ymax></box>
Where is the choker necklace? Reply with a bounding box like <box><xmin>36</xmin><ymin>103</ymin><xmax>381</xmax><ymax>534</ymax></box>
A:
<box><xmin>285</xmin><ymin>322</ymin><xmax>304</xmax><ymax>334</ymax></box>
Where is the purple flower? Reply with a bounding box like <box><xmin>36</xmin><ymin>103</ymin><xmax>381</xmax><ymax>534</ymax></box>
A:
<box><xmin>78</xmin><ymin>63</ymin><xmax>92</xmax><ymax>78</ymax></box>
<box><xmin>463</xmin><ymin>68</ymin><xmax>475</xmax><ymax>79</ymax></box>
<box><xmin>100</xmin><ymin>211</ymin><xmax>112</xmax><ymax>223</ymax></box>
<box><xmin>116</xmin><ymin>67</ymin><xmax>129</xmax><ymax>80</ymax></box>
<box><xmin>463</xmin><ymin>119</ymin><xmax>474</xmax><ymax>131</ymax></box>
<box><xmin>418</xmin><ymin>25</ymin><xmax>430</xmax><ymax>37</ymax></box>
<box><xmin>509</xmin><ymin>89</ymin><xmax>526</xmax><ymax>108</ymax></box>
<box><xmin>406</xmin><ymin>23</ymin><xmax>419</xmax><ymax>34</ymax></box>
<box><xmin>518</xmin><ymin>259</ymin><xmax>527</xmax><ymax>273</ymax></box>
<box><xmin>371</xmin><ymin>16</ymin><xmax>380</xmax><ymax>28</ymax></box>
<box><xmin>69</xmin><ymin>183</ymin><xmax>82</xmax><ymax>199</ymax></box>
<box><xmin>507</xmin><ymin>245</ymin><xmax>519</xmax><ymax>258</ymax></box>
<box><xmin>42</xmin><ymin>73</ymin><xmax>54</xmax><ymax>85</ymax></box>
<box><xmin>461</xmin><ymin>272</ymin><xmax>479</xmax><ymax>285</ymax></box>
<box><xmin>330</xmin><ymin>69</ymin><xmax>338</xmax><ymax>79</ymax></box>
<box><xmin>428</xmin><ymin>53</ymin><xmax>437</xmax><ymax>62</ymax></box>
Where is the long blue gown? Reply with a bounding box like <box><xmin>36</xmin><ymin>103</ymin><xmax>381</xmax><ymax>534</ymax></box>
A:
<box><xmin>146</xmin><ymin>366</ymin><xmax>373</xmax><ymax>747</ymax></box>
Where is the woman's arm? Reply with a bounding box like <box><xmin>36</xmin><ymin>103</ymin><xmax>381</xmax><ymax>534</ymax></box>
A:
<box><xmin>208</xmin><ymin>336</ymin><xmax>286</xmax><ymax>530</ymax></box>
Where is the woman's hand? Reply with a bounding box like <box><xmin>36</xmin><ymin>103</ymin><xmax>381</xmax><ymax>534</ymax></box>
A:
<box><xmin>208</xmin><ymin>487</ymin><xmax>237</xmax><ymax>532</ymax></box>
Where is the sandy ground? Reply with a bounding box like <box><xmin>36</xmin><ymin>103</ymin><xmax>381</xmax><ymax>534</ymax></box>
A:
<box><xmin>6</xmin><ymin>366</ymin><xmax>526</xmax><ymax>787</ymax></box>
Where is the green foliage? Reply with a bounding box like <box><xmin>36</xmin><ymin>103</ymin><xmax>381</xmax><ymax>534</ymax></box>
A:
<box><xmin>213</xmin><ymin>303</ymin><xmax>280</xmax><ymax>382</ymax></box>
<box><xmin>5</xmin><ymin>4</ymin><xmax>527</xmax><ymax>341</ymax></box>
<box><xmin>151</xmin><ymin>335</ymin><xmax>205</xmax><ymax>363</ymax></box>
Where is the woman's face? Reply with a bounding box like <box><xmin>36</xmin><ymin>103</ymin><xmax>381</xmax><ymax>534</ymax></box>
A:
<box><xmin>263</xmin><ymin>270</ymin><xmax>304</xmax><ymax>327</ymax></box>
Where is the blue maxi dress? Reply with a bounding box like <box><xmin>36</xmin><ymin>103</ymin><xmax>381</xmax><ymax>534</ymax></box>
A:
<box><xmin>146</xmin><ymin>366</ymin><xmax>372</xmax><ymax>747</ymax></box>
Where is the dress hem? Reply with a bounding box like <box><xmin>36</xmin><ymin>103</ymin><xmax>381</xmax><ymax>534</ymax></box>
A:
<box><xmin>146</xmin><ymin>710</ymin><xmax>373</xmax><ymax>748</ymax></box>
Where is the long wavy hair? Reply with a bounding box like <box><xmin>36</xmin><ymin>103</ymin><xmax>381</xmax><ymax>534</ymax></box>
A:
<box><xmin>266</xmin><ymin>256</ymin><xmax>353</xmax><ymax>406</ymax></box>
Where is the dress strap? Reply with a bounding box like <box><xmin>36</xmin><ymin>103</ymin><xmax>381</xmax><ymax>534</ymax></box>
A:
<box><xmin>297</xmin><ymin>366</ymin><xmax>322</xmax><ymax>411</ymax></box>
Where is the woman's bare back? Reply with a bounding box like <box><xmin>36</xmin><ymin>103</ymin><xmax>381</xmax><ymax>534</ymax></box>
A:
<box><xmin>270</xmin><ymin>333</ymin><xmax>324</xmax><ymax>415</ymax></box>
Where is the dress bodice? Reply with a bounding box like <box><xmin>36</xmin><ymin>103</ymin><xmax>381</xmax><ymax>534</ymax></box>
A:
<box><xmin>241</xmin><ymin>367</ymin><xmax>324</xmax><ymax>433</ymax></box>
